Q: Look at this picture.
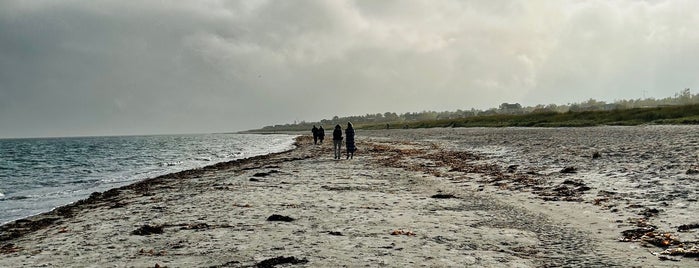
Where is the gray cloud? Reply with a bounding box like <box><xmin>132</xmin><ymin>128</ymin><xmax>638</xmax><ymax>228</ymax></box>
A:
<box><xmin>1</xmin><ymin>0</ymin><xmax>698</xmax><ymax>138</ymax></box>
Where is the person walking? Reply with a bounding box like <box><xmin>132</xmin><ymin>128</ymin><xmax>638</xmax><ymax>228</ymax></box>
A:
<box><xmin>318</xmin><ymin>126</ymin><xmax>325</xmax><ymax>144</ymax></box>
<box><xmin>312</xmin><ymin>125</ymin><xmax>319</xmax><ymax>145</ymax></box>
<box><xmin>332</xmin><ymin>124</ymin><xmax>343</xmax><ymax>159</ymax></box>
<box><xmin>345</xmin><ymin>122</ymin><xmax>356</xmax><ymax>159</ymax></box>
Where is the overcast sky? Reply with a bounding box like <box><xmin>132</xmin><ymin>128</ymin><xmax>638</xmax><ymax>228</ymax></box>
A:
<box><xmin>1</xmin><ymin>0</ymin><xmax>698</xmax><ymax>138</ymax></box>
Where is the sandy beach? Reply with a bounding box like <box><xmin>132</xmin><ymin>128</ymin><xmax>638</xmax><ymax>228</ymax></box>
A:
<box><xmin>1</xmin><ymin>127</ymin><xmax>698</xmax><ymax>267</ymax></box>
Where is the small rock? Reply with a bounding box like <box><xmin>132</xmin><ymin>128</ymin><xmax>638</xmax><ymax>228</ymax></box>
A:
<box><xmin>431</xmin><ymin>194</ymin><xmax>457</xmax><ymax>199</ymax></box>
<box><xmin>267</xmin><ymin>214</ymin><xmax>294</xmax><ymax>222</ymax></box>
<box><xmin>560</xmin><ymin>166</ymin><xmax>577</xmax><ymax>174</ymax></box>
<box><xmin>506</xmin><ymin>165</ymin><xmax>519</xmax><ymax>173</ymax></box>
<box><xmin>678</xmin><ymin>223</ymin><xmax>699</xmax><ymax>232</ymax></box>
<box><xmin>132</xmin><ymin>224</ymin><xmax>164</xmax><ymax>236</ymax></box>
<box><xmin>256</xmin><ymin>256</ymin><xmax>308</xmax><ymax>268</ymax></box>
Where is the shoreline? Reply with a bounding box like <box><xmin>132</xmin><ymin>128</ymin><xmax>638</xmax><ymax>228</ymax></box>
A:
<box><xmin>1</xmin><ymin>128</ymin><xmax>697</xmax><ymax>267</ymax></box>
<box><xmin>0</xmin><ymin>137</ymin><xmax>302</xmax><ymax>241</ymax></box>
<box><xmin>0</xmin><ymin>133</ymin><xmax>299</xmax><ymax>226</ymax></box>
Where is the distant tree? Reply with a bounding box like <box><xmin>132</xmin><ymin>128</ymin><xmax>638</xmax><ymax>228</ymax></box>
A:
<box><xmin>678</xmin><ymin>88</ymin><xmax>692</xmax><ymax>104</ymax></box>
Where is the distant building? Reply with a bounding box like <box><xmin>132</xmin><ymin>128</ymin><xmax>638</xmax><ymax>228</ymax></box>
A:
<box><xmin>499</xmin><ymin>103</ymin><xmax>523</xmax><ymax>114</ymax></box>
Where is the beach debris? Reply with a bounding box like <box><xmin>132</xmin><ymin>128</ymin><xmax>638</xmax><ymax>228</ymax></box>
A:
<box><xmin>284</xmin><ymin>203</ymin><xmax>302</xmax><ymax>208</ymax></box>
<box><xmin>267</xmin><ymin>214</ymin><xmax>295</xmax><ymax>222</ymax></box>
<box><xmin>153</xmin><ymin>263</ymin><xmax>168</xmax><ymax>268</ymax></box>
<box><xmin>57</xmin><ymin>227</ymin><xmax>69</xmax><ymax>233</ymax></box>
<box><xmin>233</xmin><ymin>203</ymin><xmax>252</xmax><ymax>208</ymax></box>
<box><xmin>560</xmin><ymin>166</ymin><xmax>577</xmax><ymax>173</ymax></box>
<box><xmin>0</xmin><ymin>217</ymin><xmax>60</xmax><ymax>242</ymax></box>
<box><xmin>379</xmin><ymin>242</ymin><xmax>396</xmax><ymax>249</ymax></box>
<box><xmin>620</xmin><ymin>226</ymin><xmax>656</xmax><ymax>242</ymax></box>
<box><xmin>538</xmin><ymin>179</ymin><xmax>590</xmax><ymax>202</ymax></box>
<box><xmin>592</xmin><ymin>151</ymin><xmax>601</xmax><ymax>159</ymax></box>
<box><xmin>562</xmin><ymin>179</ymin><xmax>588</xmax><ymax>188</ymax></box>
<box><xmin>253</xmin><ymin>170</ymin><xmax>280</xmax><ymax>177</ymax></box>
<box><xmin>598</xmin><ymin>190</ymin><xmax>617</xmax><ymax>196</ymax></box>
<box><xmin>255</xmin><ymin>256</ymin><xmax>308</xmax><ymax>268</ymax></box>
<box><xmin>628</xmin><ymin>217</ymin><xmax>655</xmax><ymax>228</ymax></box>
<box><xmin>53</xmin><ymin>206</ymin><xmax>75</xmax><ymax>218</ymax></box>
<box><xmin>138</xmin><ymin>248</ymin><xmax>167</xmax><ymax>256</ymax></box>
<box><xmin>180</xmin><ymin>223</ymin><xmax>209</xmax><ymax>230</ymax></box>
<box><xmin>249</xmin><ymin>178</ymin><xmax>261</xmax><ymax>182</ymax></box>
<box><xmin>506</xmin><ymin>165</ymin><xmax>519</xmax><ymax>173</ymax></box>
<box><xmin>659</xmin><ymin>245</ymin><xmax>699</xmax><ymax>257</ymax></box>
<box><xmin>1</xmin><ymin>243</ymin><xmax>22</xmax><ymax>254</ymax></box>
<box><xmin>592</xmin><ymin>197</ymin><xmax>609</xmax><ymax>206</ymax></box>
<box><xmin>431</xmin><ymin>193</ymin><xmax>457</xmax><ymax>199</ymax></box>
<box><xmin>641</xmin><ymin>208</ymin><xmax>661</xmax><ymax>218</ymax></box>
<box><xmin>678</xmin><ymin>223</ymin><xmax>699</xmax><ymax>232</ymax></box>
<box><xmin>132</xmin><ymin>224</ymin><xmax>164</xmax><ymax>235</ymax></box>
<box><xmin>167</xmin><ymin>240</ymin><xmax>187</xmax><ymax>249</ymax></box>
<box><xmin>109</xmin><ymin>202</ymin><xmax>127</xmax><ymax>209</ymax></box>
<box><xmin>642</xmin><ymin>232</ymin><xmax>681</xmax><ymax>247</ymax></box>
<box><xmin>328</xmin><ymin>231</ymin><xmax>343</xmax><ymax>236</ymax></box>
<box><xmin>390</xmin><ymin>229</ymin><xmax>416</xmax><ymax>236</ymax></box>
<box><xmin>649</xmin><ymin>250</ymin><xmax>681</xmax><ymax>261</ymax></box>
<box><xmin>210</xmin><ymin>260</ymin><xmax>241</xmax><ymax>267</ymax></box>
<box><xmin>620</xmin><ymin>226</ymin><xmax>682</xmax><ymax>248</ymax></box>
<box><xmin>321</xmin><ymin>185</ymin><xmax>372</xmax><ymax>191</ymax></box>
<box><xmin>648</xmin><ymin>243</ymin><xmax>699</xmax><ymax>261</ymax></box>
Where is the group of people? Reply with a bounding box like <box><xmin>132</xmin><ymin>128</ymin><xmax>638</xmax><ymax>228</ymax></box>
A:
<box><xmin>311</xmin><ymin>125</ymin><xmax>325</xmax><ymax>144</ymax></box>
<box><xmin>312</xmin><ymin>122</ymin><xmax>356</xmax><ymax>159</ymax></box>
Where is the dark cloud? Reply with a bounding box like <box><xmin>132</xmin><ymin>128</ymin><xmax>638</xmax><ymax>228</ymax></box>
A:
<box><xmin>1</xmin><ymin>0</ymin><xmax>698</xmax><ymax>138</ymax></box>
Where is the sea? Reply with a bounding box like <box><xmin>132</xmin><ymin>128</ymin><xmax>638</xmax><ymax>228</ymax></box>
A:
<box><xmin>0</xmin><ymin>133</ymin><xmax>296</xmax><ymax>225</ymax></box>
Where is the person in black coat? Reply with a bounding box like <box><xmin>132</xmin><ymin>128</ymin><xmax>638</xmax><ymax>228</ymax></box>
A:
<box><xmin>332</xmin><ymin>124</ymin><xmax>343</xmax><ymax>159</ymax></box>
<box><xmin>318</xmin><ymin>126</ymin><xmax>325</xmax><ymax>144</ymax></box>
<box><xmin>312</xmin><ymin>125</ymin><xmax>319</xmax><ymax>145</ymax></box>
<box><xmin>345</xmin><ymin>122</ymin><xmax>356</xmax><ymax>159</ymax></box>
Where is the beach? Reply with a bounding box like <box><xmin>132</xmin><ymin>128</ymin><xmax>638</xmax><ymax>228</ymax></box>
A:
<box><xmin>1</xmin><ymin>126</ymin><xmax>698</xmax><ymax>267</ymax></box>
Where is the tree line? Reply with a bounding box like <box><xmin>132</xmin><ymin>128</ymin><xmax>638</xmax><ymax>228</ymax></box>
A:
<box><xmin>255</xmin><ymin>88</ymin><xmax>697</xmax><ymax>131</ymax></box>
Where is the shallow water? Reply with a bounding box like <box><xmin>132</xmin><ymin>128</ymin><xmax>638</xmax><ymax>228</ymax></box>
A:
<box><xmin>0</xmin><ymin>133</ymin><xmax>296</xmax><ymax>224</ymax></box>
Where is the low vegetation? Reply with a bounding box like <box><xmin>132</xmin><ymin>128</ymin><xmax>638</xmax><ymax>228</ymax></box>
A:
<box><xmin>368</xmin><ymin>104</ymin><xmax>699</xmax><ymax>129</ymax></box>
<box><xmin>245</xmin><ymin>89</ymin><xmax>699</xmax><ymax>132</ymax></box>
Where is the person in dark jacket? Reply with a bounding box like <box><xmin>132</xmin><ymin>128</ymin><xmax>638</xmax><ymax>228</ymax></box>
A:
<box><xmin>312</xmin><ymin>125</ymin><xmax>319</xmax><ymax>145</ymax></box>
<box><xmin>318</xmin><ymin>126</ymin><xmax>325</xmax><ymax>144</ymax></box>
<box><xmin>345</xmin><ymin>122</ymin><xmax>356</xmax><ymax>159</ymax></box>
<box><xmin>332</xmin><ymin>124</ymin><xmax>343</xmax><ymax>159</ymax></box>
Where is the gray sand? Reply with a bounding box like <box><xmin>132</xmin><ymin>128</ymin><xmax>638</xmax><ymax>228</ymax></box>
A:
<box><xmin>1</xmin><ymin>126</ymin><xmax>697</xmax><ymax>267</ymax></box>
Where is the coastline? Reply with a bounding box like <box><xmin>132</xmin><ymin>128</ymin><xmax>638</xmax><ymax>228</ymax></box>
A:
<box><xmin>0</xmin><ymin>133</ymin><xmax>298</xmax><ymax>226</ymax></box>
<box><xmin>1</xmin><ymin>128</ymin><xmax>697</xmax><ymax>267</ymax></box>
<box><xmin>0</xmin><ymin>137</ymin><xmax>302</xmax><ymax>242</ymax></box>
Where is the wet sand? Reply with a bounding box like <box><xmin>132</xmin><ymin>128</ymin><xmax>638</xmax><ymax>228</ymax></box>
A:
<box><xmin>1</xmin><ymin>127</ymin><xmax>698</xmax><ymax>267</ymax></box>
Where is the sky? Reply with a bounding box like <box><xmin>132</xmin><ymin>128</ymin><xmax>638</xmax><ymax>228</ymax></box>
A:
<box><xmin>1</xmin><ymin>0</ymin><xmax>698</xmax><ymax>138</ymax></box>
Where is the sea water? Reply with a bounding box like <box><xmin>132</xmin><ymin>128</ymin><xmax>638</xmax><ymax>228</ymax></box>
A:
<box><xmin>0</xmin><ymin>133</ymin><xmax>296</xmax><ymax>224</ymax></box>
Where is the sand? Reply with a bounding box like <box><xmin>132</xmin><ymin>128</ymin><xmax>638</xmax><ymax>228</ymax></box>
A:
<box><xmin>1</xmin><ymin>127</ymin><xmax>698</xmax><ymax>267</ymax></box>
